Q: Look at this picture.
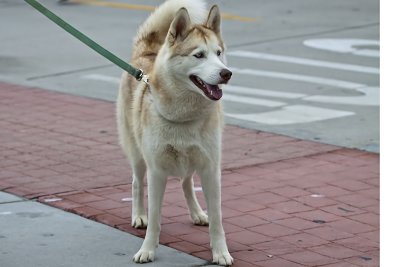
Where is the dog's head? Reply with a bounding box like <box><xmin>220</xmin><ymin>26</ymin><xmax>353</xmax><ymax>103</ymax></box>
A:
<box><xmin>163</xmin><ymin>5</ymin><xmax>232</xmax><ymax>101</ymax></box>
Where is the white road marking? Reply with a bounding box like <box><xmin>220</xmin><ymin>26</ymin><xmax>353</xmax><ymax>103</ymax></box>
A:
<box><xmin>83</xmin><ymin>74</ymin><xmax>120</xmax><ymax>84</ymax></box>
<box><xmin>303</xmin><ymin>39</ymin><xmax>380</xmax><ymax>58</ymax></box>
<box><xmin>226</xmin><ymin>105</ymin><xmax>355</xmax><ymax>125</ymax></box>
<box><xmin>223</xmin><ymin>94</ymin><xmax>286</xmax><ymax>107</ymax></box>
<box><xmin>305</xmin><ymin>86</ymin><xmax>379</xmax><ymax>106</ymax></box>
<box><xmin>226</xmin><ymin>85</ymin><xmax>306</xmax><ymax>99</ymax></box>
<box><xmin>228</xmin><ymin>50</ymin><xmax>379</xmax><ymax>74</ymax></box>
<box><xmin>230</xmin><ymin>67</ymin><xmax>365</xmax><ymax>89</ymax></box>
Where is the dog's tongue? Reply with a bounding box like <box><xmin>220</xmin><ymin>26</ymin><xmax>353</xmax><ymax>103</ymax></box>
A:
<box><xmin>205</xmin><ymin>83</ymin><xmax>223</xmax><ymax>101</ymax></box>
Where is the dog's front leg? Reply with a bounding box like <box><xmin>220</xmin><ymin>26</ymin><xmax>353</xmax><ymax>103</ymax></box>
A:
<box><xmin>133</xmin><ymin>169</ymin><xmax>167</xmax><ymax>263</ymax></box>
<box><xmin>199</xmin><ymin>167</ymin><xmax>233</xmax><ymax>266</ymax></box>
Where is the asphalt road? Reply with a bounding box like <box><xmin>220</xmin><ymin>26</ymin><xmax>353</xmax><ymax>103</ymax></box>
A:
<box><xmin>0</xmin><ymin>0</ymin><xmax>379</xmax><ymax>152</ymax></box>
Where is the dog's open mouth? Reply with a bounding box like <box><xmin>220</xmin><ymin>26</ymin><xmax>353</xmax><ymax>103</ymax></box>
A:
<box><xmin>189</xmin><ymin>75</ymin><xmax>223</xmax><ymax>101</ymax></box>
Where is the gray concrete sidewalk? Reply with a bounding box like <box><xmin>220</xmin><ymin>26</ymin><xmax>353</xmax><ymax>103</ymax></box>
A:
<box><xmin>0</xmin><ymin>191</ymin><xmax>211</xmax><ymax>267</ymax></box>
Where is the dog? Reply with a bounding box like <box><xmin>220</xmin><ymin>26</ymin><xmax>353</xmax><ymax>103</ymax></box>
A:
<box><xmin>116</xmin><ymin>0</ymin><xmax>233</xmax><ymax>265</ymax></box>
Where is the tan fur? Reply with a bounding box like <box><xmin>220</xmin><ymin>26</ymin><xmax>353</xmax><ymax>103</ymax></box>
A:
<box><xmin>116</xmin><ymin>0</ymin><xmax>233</xmax><ymax>265</ymax></box>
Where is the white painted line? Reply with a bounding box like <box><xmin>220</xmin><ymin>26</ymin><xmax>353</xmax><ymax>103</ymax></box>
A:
<box><xmin>0</xmin><ymin>211</ymin><xmax>13</xmax><ymax>215</ymax></box>
<box><xmin>305</xmin><ymin>86</ymin><xmax>379</xmax><ymax>106</ymax></box>
<box><xmin>230</xmin><ymin>67</ymin><xmax>365</xmax><ymax>89</ymax></box>
<box><xmin>223</xmin><ymin>93</ymin><xmax>286</xmax><ymax>107</ymax></box>
<box><xmin>226</xmin><ymin>105</ymin><xmax>354</xmax><ymax>125</ymax></box>
<box><xmin>228</xmin><ymin>50</ymin><xmax>379</xmax><ymax>74</ymax></box>
<box><xmin>226</xmin><ymin>85</ymin><xmax>306</xmax><ymax>99</ymax></box>
<box><xmin>83</xmin><ymin>74</ymin><xmax>120</xmax><ymax>84</ymax></box>
<box><xmin>303</xmin><ymin>38</ymin><xmax>380</xmax><ymax>58</ymax></box>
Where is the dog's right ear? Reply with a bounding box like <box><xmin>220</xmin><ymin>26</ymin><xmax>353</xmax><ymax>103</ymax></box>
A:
<box><xmin>168</xmin><ymin>8</ymin><xmax>191</xmax><ymax>45</ymax></box>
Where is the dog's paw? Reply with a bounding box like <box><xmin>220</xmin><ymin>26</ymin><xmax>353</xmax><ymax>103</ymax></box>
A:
<box><xmin>212</xmin><ymin>252</ymin><xmax>234</xmax><ymax>266</ymax></box>
<box><xmin>191</xmin><ymin>211</ymin><xmax>209</xmax><ymax>226</ymax></box>
<box><xmin>133</xmin><ymin>249</ymin><xmax>155</xmax><ymax>263</ymax></box>
<box><xmin>131</xmin><ymin>214</ymin><xmax>148</xmax><ymax>229</ymax></box>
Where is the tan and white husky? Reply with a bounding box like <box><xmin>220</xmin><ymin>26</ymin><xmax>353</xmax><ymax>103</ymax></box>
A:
<box><xmin>116</xmin><ymin>0</ymin><xmax>233</xmax><ymax>265</ymax></box>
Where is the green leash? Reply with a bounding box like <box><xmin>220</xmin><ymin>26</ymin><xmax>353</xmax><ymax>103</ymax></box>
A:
<box><xmin>24</xmin><ymin>0</ymin><xmax>148</xmax><ymax>83</ymax></box>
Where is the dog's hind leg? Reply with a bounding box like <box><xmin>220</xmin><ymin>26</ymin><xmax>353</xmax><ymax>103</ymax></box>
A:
<box><xmin>182</xmin><ymin>175</ymin><xmax>209</xmax><ymax>226</ymax></box>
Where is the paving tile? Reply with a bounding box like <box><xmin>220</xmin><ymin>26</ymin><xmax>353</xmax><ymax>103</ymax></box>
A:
<box><xmin>304</xmin><ymin>226</ymin><xmax>354</xmax><ymax>242</ymax></box>
<box><xmin>71</xmin><ymin>205</ymin><xmax>105</xmax><ymax>218</ymax></box>
<box><xmin>276</xmin><ymin>217</ymin><xmax>323</xmax><ymax>231</ymax></box>
<box><xmin>321</xmin><ymin>204</ymin><xmax>367</xmax><ymax>217</ymax></box>
<box><xmin>158</xmin><ymin>232</ymin><xmax>182</xmax><ymax>245</ymax></box>
<box><xmin>244</xmin><ymin>192</ymin><xmax>289</xmax><ymax>206</ymax></box>
<box><xmin>321</xmin><ymin>262</ymin><xmax>359</xmax><ymax>267</ymax></box>
<box><xmin>344</xmin><ymin>250</ymin><xmax>379</xmax><ymax>267</ymax></box>
<box><xmin>281</xmin><ymin>250</ymin><xmax>338</xmax><ymax>266</ymax></box>
<box><xmin>168</xmin><ymin>241</ymin><xmax>207</xmax><ymax>254</ymax></box>
<box><xmin>223</xmin><ymin>198</ymin><xmax>265</xmax><ymax>213</ymax></box>
<box><xmin>293</xmin><ymin>195</ymin><xmax>338</xmax><ymax>208</ymax></box>
<box><xmin>334</xmin><ymin>193</ymin><xmax>379</xmax><ymax>209</ymax></box>
<box><xmin>85</xmin><ymin>199</ymin><xmax>128</xmax><ymax>210</ymax></box>
<box><xmin>358</xmin><ymin>230</ymin><xmax>379</xmax><ymax>243</ymax></box>
<box><xmin>255</xmin><ymin>257</ymin><xmax>304</xmax><ymax>267</ymax></box>
<box><xmin>179</xmin><ymin>230</ymin><xmax>210</xmax><ymax>245</ymax></box>
<box><xmin>231</xmin><ymin>249</ymin><xmax>272</xmax><ymax>262</ymax></box>
<box><xmin>106</xmin><ymin>206</ymin><xmax>131</xmax><ymax>219</ymax></box>
<box><xmin>92</xmin><ymin>213</ymin><xmax>127</xmax><ymax>227</ymax></box>
<box><xmin>333</xmin><ymin>236</ymin><xmax>379</xmax><ymax>253</ymax></box>
<box><xmin>310</xmin><ymin>243</ymin><xmax>363</xmax><ymax>260</ymax></box>
<box><xmin>162</xmin><ymin>222</ymin><xmax>199</xmax><ymax>236</ymax></box>
<box><xmin>249</xmin><ymin>222</ymin><xmax>299</xmax><ymax>238</ymax></box>
<box><xmin>348</xmin><ymin>212</ymin><xmax>379</xmax><ymax>227</ymax></box>
<box><xmin>249</xmin><ymin>208</ymin><xmax>291</xmax><ymax>222</ymax></box>
<box><xmin>226</xmin><ymin>230</ymin><xmax>273</xmax><ymax>245</ymax></box>
<box><xmin>251</xmin><ymin>238</ymin><xmax>302</xmax><ymax>256</ymax></box>
<box><xmin>268</xmin><ymin>200</ymin><xmax>314</xmax><ymax>214</ymax></box>
<box><xmin>293</xmin><ymin>209</ymin><xmax>342</xmax><ymax>223</ymax></box>
<box><xmin>327</xmin><ymin>218</ymin><xmax>376</xmax><ymax>235</ymax></box>
<box><xmin>224</xmin><ymin>214</ymin><xmax>267</xmax><ymax>228</ymax></box>
<box><xmin>226</xmin><ymin>240</ymin><xmax>252</xmax><ymax>253</ymax></box>
<box><xmin>279</xmin><ymin>232</ymin><xmax>330</xmax><ymax>248</ymax></box>
<box><xmin>62</xmin><ymin>192</ymin><xmax>105</xmax><ymax>203</ymax></box>
<box><xmin>273</xmin><ymin>186</ymin><xmax>311</xmax><ymax>198</ymax></box>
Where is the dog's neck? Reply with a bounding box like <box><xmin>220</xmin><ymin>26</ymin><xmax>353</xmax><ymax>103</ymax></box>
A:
<box><xmin>148</xmin><ymin>72</ymin><xmax>219</xmax><ymax>123</ymax></box>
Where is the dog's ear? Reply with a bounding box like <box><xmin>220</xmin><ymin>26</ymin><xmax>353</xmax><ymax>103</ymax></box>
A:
<box><xmin>206</xmin><ymin>5</ymin><xmax>221</xmax><ymax>34</ymax></box>
<box><xmin>168</xmin><ymin>7</ymin><xmax>191</xmax><ymax>45</ymax></box>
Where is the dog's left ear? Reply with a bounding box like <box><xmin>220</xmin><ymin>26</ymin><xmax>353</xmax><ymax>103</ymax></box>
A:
<box><xmin>206</xmin><ymin>5</ymin><xmax>221</xmax><ymax>34</ymax></box>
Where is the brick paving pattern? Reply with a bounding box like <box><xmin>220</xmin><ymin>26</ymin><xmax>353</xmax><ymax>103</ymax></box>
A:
<box><xmin>0</xmin><ymin>83</ymin><xmax>379</xmax><ymax>266</ymax></box>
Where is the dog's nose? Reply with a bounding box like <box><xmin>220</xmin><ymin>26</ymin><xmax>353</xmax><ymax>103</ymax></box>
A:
<box><xmin>220</xmin><ymin>69</ymin><xmax>232</xmax><ymax>82</ymax></box>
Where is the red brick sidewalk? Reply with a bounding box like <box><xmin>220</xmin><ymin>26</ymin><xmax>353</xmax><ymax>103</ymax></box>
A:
<box><xmin>0</xmin><ymin>82</ymin><xmax>379</xmax><ymax>267</ymax></box>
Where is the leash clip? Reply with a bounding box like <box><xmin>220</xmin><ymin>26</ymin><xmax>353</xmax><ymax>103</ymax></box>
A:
<box><xmin>137</xmin><ymin>69</ymin><xmax>149</xmax><ymax>85</ymax></box>
<box><xmin>141</xmin><ymin>74</ymin><xmax>149</xmax><ymax>85</ymax></box>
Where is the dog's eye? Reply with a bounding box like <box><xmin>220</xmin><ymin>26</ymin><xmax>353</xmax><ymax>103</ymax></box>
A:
<box><xmin>217</xmin><ymin>50</ymin><xmax>222</xmax><ymax>56</ymax></box>
<box><xmin>193</xmin><ymin>52</ymin><xmax>205</xmax><ymax>59</ymax></box>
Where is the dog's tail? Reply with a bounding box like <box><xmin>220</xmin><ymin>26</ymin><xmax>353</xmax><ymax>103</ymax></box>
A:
<box><xmin>131</xmin><ymin>0</ymin><xmax>207</xmax><ymax>61</ymax></box>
